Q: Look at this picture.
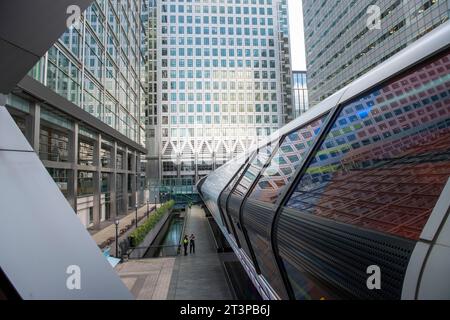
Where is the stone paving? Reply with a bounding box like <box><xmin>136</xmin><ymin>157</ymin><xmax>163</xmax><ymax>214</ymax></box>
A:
<box><xmin>90</xmin><ymin>203</ymin><xmax>158</xmax><ymax>254</ymax></box>
<box><xmin>116</xmin><ymin>258</ymin><xmax>175</xmax><ymax>300</ymax></box>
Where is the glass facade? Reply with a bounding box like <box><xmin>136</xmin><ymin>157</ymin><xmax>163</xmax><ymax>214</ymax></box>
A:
<box><xmin>28</xmin><ymin>0</ymin><xmax>147</xmax><ymax>146</ymax></box>
<box><xmin>148</xmin><ymin>0</ymin><xmax>293</xmax><ymax>187</ymax></box>
<box><xmin>4</xmin><ymin>0</ymin><xmax>150</xmax><ymax>229</ymax></box>
<box><xmin>248</xmin><ymin>116</ymin><xmax>325</xmax><ymax>205</ymax></box>
<box><xmin>292</xmin><ymin>71</ymin><xmax>309</xmax><ymax>118</ymax></box>
<box><xmin>303</xmin><ymin>0</ymin><xmax>450</xmax><ymax>106</ymax></box>
<box><xmin>39</xmin><ymin>126</ymin><xmax>70</xmax><ymax>162</ymax></box>
<box><xmin>278</xmin><ymin>48</ymin><xmax>450</xmax><ymax>299</ymax></box>
<box><xmin>242</xmin><ymin>115</ymin><xmax>326</xmax><ymax>297</ymax></box>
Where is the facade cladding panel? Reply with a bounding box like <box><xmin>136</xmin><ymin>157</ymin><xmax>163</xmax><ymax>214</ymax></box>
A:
<box><xmin>148</xmin><ymin>0</ymin><xmax>293</xmax><ymax>188</ymax></box>
<box><xmin>248</xmin><ymin>116</ymin><xmax>325</xmax><ymax>204</ymax></box>
<box><xmin>303</xmin><ymin>0</ymin><xmax>450</xmax><ymax>106</ymax></box>
<box><xmin>6</xmin><ymin>0</ymin><xmax>149</xmax><ymax>228</ymax></box>
<box><xmin>220</xmin><ymin>164</ymin><xmax>249</xmax><ymax>247</ymax></box>
<box><xmin>292</xmin><ymin>71</ymin><xmax>309</xmax><ymax>118</ymax></box>
<box><xmin>241</xmin><ymin>115</ymin><xmax>326</xmax><ymax>297</ymax></box>
<box><xmin>28</xmin><ymin>0</ymin><xmax>147</xmax><ymax>146</ymax></box>
<box><xmin>278</xmin><ymin>48</ymin><xmax>450</xmax><ymax>300</ymax></box>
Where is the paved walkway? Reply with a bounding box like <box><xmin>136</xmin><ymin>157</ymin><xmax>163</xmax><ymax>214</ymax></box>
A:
<box><xmin>116</xmin><ymin>258</ymin><xmax>176</xmax><ymax>300</ymax></box>
<box><xmin>116</xmin><ymin>205</ymin><xmax>233</xmax><ymax>300</ymax></box>
<box><xmin>90</xmin><ymin>203</ymin><xmax>158</xmax><ymax>254</ymax></box>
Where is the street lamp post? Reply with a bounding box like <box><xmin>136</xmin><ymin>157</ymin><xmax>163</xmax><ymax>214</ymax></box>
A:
<box><xmin>146</xmin><ymin>199</ymin><xmax>150</xmax><ymax>219</ymax></box>
<box><xmin>114</xmin><ymin>219</ymin><xmax>120</xmax><ymax>258</ymax></box>
<box><xmin>135</xmin><ymin>204</ymin><xmax>138</xmax><ymax>229</ymax></box>
<box><xmin>154</xmin><ymin>195</ymin><xmax>157</xmax><ymax>209</ymax></box>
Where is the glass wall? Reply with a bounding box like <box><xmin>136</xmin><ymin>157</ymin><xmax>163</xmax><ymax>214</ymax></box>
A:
<box><xmin>242</xmin><ymin>116</ymin><xmax>326</xmax><ymax>296</ymax></box>
<box><xmin>232</xmin><ymin>143</ymin><xmax>275</xmax><ymax>199</ymax></box>
<box><xmin>116</xmin><ymin>151</ymin><xmax>124</xmax><ymax>170</ymax></box>
<box><xmin>78</xmin><ymin>140</ymin><xmax>95</xmax><ymax>166</ymax></box>
<box><xmin>227</xmin><ymin>143</ymin><xmax>275</xmax><ymax>265</ymax></box>
<box><xmin>29</xmin><ymin>0</ymin><xmax>145</xmax><ymax>147</ymax></box>
<box><xmin>220</xmin><ymin>163</ymin><xmax>248</xmax><ymax>246</ymax></box>
<box><xmin>47</xmin><ymin>168</ymin><xmax>69</xmax><ymax>197</ymax></box>
<box><xmin>277</xmin><ymin>49</ymin><xmax>450</xmax><ymax>299</ymax></box>
<box><xmin>304</xmin><ymin>0</ymin><xmax>450</xmax><ymax>105</ymax></box>
<box><xmin>293</xmin><ymin>71</ymin><xmax>309</xmax><ymax>118</ymax></box>
<box><xmin>101</xmin><ymin>146</ymin><xmax>112</xmax><ymax>167</ymax></box>
<box><xmin>78</xmin><ymin>171</ymin><xmax>94</xmax><ymax>196</ymax></box>
<box><xmin>39</xmin><ymin>126</ymin><xmax>69</xmax><ymax>162</ymax></box>
<box><xmin>248</xmin><ymin>117</ymin><xmax>326</xmax><ymax>205</ymax></box>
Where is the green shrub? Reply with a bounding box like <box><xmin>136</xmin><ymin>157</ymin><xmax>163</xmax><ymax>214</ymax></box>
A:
<box><xmin>129</xmin><ymin>200</ymin><xmax>175</xmax><ymax>247</ymax></box>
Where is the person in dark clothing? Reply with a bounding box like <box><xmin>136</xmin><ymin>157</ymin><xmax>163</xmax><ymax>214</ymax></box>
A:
<box><xmin>183</xmin><ymin>235</ymin><xmax>189</xmax><ymax>256</ymax></box>
<box><xmin>189</xmin><ymin>234</ymin><xmax>196</xmax><ymax>254</ymax></box>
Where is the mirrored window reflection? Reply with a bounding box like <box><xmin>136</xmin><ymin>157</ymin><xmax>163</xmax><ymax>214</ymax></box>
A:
<box><xmin>220</xmin><ymin>166</ymin><xmax>246</xmax><ymax>245</ymax></box>
<box><xmin>39</xmin><ymin>126</ymin><xmax>69</xmax><ymax>162</ymax></box>
<box><xmin>47</xmin><ymin>168</ymin><xmax>69</xmax><ymax>197</ymax></box>
<box><xmin>233</xmin><ymin>143</ymin><xmax>275</xmax><ymax>197</ymax></box>
<box><xmin>78</xmin><ymin>140</ymin><xmax>95</xmax><ymax>166</ymax></box>
<box><xmin>278</xmin><ymin>50</ymin><xmax>450</xmax><ymax>299</ymax></box>
<box><xmin>78</xmin><ymin>171</ymin><xmax>94</xmax><ymax>196</ymax></box>
<box><xmin>249</xmin><ymin>117</ymin><xmax>326</xmax><ymax>204</ymax></box>
<box><xmin>284</xmin><ymin>51</ymin><xmax>450</xmax><ymax>241</ymax></box>
<box><xmin>242</xmin><ymin>117</ymin><xmax>326</xmax><ymax>298</ymax></box>
<box><xmin>60</xmin><ymin>26</ymin><xmax>81</xmax><ymax>58</ymax></box>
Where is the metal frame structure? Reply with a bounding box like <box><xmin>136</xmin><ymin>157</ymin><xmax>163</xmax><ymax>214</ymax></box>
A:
<box><xmin>198</xmin><ymin>21</ymin><xmax>450</xmax><ymax>300</ymax></box>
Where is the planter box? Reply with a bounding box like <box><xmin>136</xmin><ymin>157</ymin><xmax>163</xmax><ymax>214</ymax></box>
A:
<box><xmin>128</xmin><ymin>209</ymin><xmax>173</xmax><ymax>259</ymax></box>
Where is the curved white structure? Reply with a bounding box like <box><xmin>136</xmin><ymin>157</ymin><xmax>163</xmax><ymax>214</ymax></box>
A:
<box><xmin>198</xmin><ymin>21</ymin><xmax>450</xmax><ymax>300</ymax></box>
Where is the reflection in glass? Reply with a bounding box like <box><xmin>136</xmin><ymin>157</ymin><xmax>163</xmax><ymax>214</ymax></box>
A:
<box><xmin>78</xmin><ymin>140</ymin><xmax>95</xmax><ymax>166</ymax></box>
<box><xmin>233</xmin><ymin>143</ymin><xmax>275</xmax><ymax>197</ymax></box>
<box><xmin>243</xmin><ymin>117</ymin><xmax>325</xmax><ymax>298</ymax></box>
<box><xmin>78</xmin><ymin>171</ymin><xmax>94</xmax><ymax>196</ymax></box>
<box><xmin>285</xmin><ymin>53</ymin><xmax>450</xmax><ymax>240</ymax></box>
<box><xmin>249</xmin><ymin>117</ymin><xmax>325</xmax><ymax>204</ymax></box>
<box><xmin>278</xmin><ymin>50</ymin><xmax>450</xmax><ymax>299</ymax></box>
<box><xmin>39</xmin><ymin>126</ymin><xmax>69</xmax><ymax>162</ymax></box>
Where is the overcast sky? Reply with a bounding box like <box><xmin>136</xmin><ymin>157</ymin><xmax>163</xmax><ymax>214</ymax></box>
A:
<box><xmin>288</xmin><ymin>0</ymin><xmax>307</xmax><ymax>71</ymax></box>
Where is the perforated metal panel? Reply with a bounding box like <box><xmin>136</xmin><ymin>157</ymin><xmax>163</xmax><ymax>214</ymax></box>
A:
<box><xmin>277</xmin><ymin>208</ymin><xmax>415</xmax><ymax>299</ymax></box>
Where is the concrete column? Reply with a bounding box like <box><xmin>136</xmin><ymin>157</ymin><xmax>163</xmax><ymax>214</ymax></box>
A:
<box><xmin>110</xmin><ymin>141</ymin><xmax>117</xmax><ymax>219</ymax></box>
<box><xmin>194</xmin><ymin>153</ymin><xmax>199</xmax><ymax>184</ymax></box>
<box><xmin>30</xmin><ymin>102</ymin><xmax>41</xmax><ymax>152</ymax></box>
<box><xmin>177</xmin><ymin>154</ymin><xmax>181</xmax><ymax>179</ymax></box>
<box><xmin>23</xmin><ymin>102</ymin><xmax>40</xmax><ymax>149</ymax></box>
<box><xmin>136</xmin><ymin>152</ymin><xmax>142</xmax><ymax>205</ymax></box>
<box><xmin>123</xmin><ymin>147</ymin><xmax>129</xmax><ymax>213</ymax></box>
<box><xmin>130</xmin><ymin>151</ymin><xmax>137</xmax><ymax>208</ymax></box>
<box><xmin>93</xmin><ymin>133</ymin><xmax>102</xmax><ymax>229</ymax></box>
<box><xmin>68</xmin><ymin>123</ymin><xmax>79</xmax><ymax>212</ymax></box>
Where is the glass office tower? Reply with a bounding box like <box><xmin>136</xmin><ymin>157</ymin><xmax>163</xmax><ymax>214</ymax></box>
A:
<box><xmin>4</xmin><ymin>0</ymin><xmax>149</xmax><ymax>229</ymax></box>
<box><xmin>292</xmin><ymin>71</ymin><xmax>308</xmax><ymax>118</ymax></box>
<box><xmin>303</xmin><ymin>0</ymin><xmax>450</xmax><ymax>106</ymax></box>
<box><xmin>146</xmin><ymin>0</ymin><xmax>293</xmax><ymax>189</ymax></box>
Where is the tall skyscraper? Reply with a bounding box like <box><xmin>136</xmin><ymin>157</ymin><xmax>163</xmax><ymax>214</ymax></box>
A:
<box><xmin>292</xmin><ymin>71</ymin><xmax>308</xmax><ymax>118</ymax></box>
<box><xmin>4</xmin><ymin>0</ymin><xmax>148</xmax><ymax>228</ymax></box>
<box><xmin>146</xmin><ymin>0</ymin><xmax>293</xmax><ymax>190</ymax></box>
<box><xmin>303</xmin><ymin>0</ymin><xmax>450</xmax><ymax>106</ymax></box>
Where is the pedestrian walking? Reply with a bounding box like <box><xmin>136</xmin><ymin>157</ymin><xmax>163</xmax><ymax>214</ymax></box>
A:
<box><xmin>189</xmin><ymin>234</ymin><xmax>196</xmax><ymax>254</ymax></box>
<box><xmin>183</xmin><ymin>235</ymin><xmax>189</xmax><ymax>256</ymax></box>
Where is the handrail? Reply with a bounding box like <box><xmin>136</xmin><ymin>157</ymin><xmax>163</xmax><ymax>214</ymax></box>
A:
<box><xmin>126</xmin><ymin>244</ymin><xmax>181</xmax><ymax>259</ymax></box>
